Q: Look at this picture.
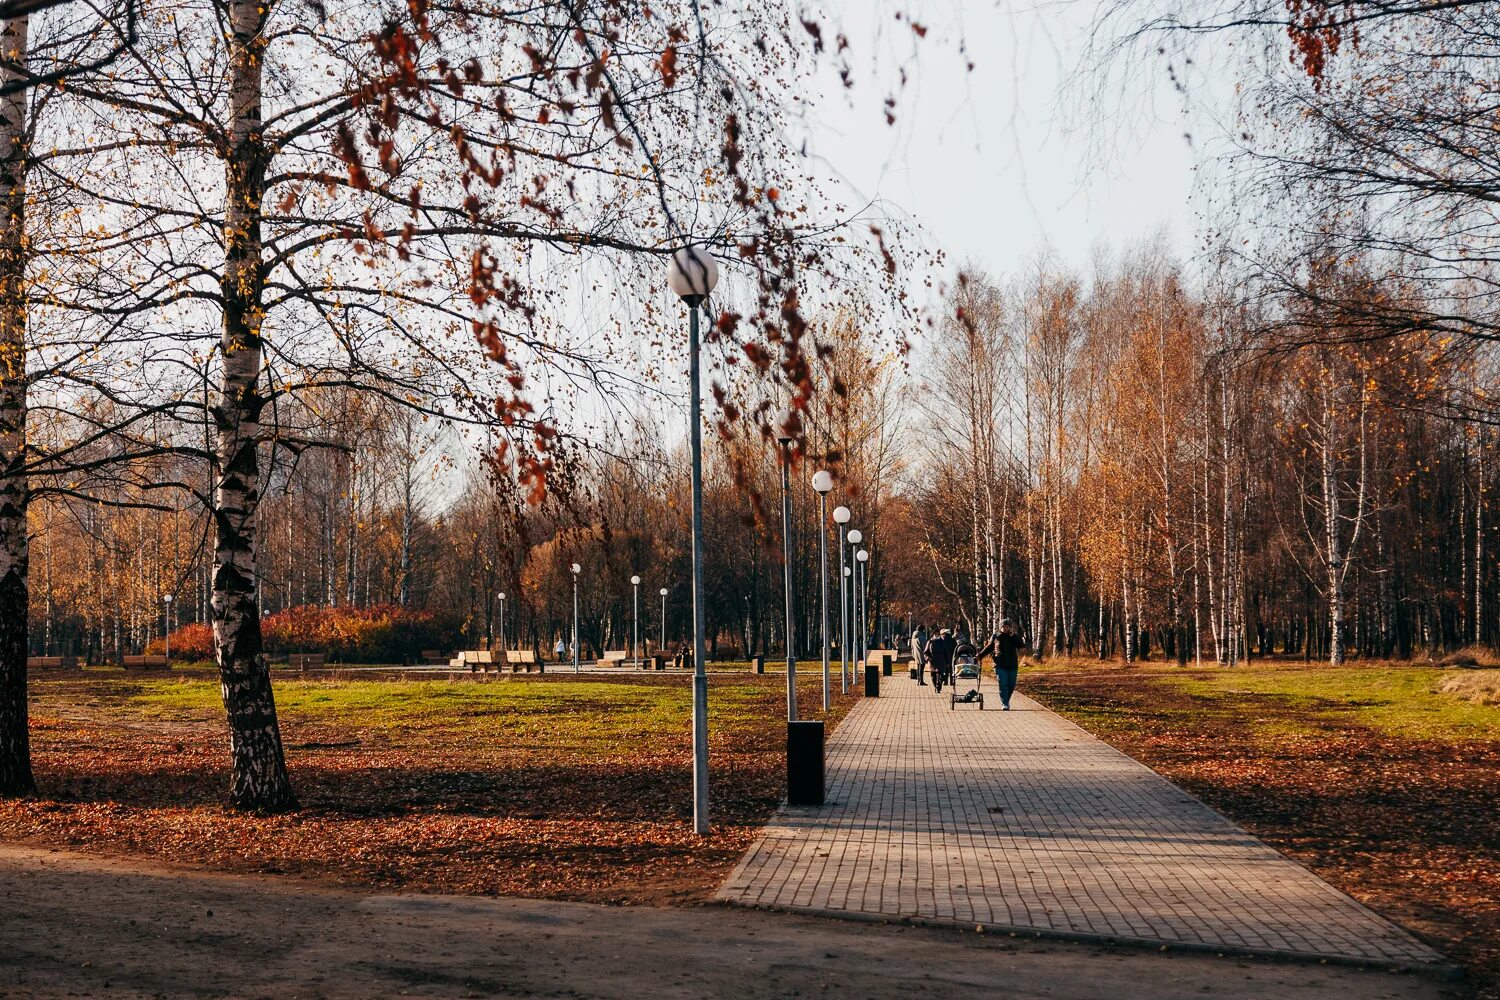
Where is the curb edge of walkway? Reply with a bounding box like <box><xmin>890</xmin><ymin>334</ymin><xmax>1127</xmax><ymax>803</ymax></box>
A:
<box><xmin>714</xmin><ymin>899</ymin><xmax>1467</xmax><ymax>982</ymax></box>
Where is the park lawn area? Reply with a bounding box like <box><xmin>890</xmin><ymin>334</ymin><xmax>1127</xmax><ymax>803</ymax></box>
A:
<box><xmin>1026</xmin><ymin>659</ymin><xmax>1499</xmax><ymax>994</ymax></box>
<box><xmin>3</xmin><ymin>670</ymin><xmax>856</xmax><ymax>905</ymax></box>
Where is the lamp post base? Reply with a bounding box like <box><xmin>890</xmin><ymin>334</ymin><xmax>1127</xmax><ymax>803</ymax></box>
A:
<box><xmin>692</xmin><ymin>671</ymin><xmax>710</xmax><ymax>833</ymax></box>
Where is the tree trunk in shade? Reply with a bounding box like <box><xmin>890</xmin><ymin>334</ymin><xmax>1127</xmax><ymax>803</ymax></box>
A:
<box><xmin>0</xmin><ymin>13</ymin><xmax>34</xmax><ymax>798</ymax></box>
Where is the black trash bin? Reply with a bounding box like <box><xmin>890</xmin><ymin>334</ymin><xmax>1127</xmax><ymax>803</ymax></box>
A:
<box><xmin>752</xmin><ymin>656</ymin><xmax>765</xmax><ymax>675</ymax></box>
<box><xmin>864</xmin><ymin>663</ymin><xmax>880</xmax><ymax>697</ymax></box>
<box><xmin>787</xmin><ymin>720</ymin><xmax>825</xmax><ymax>805</ymax></box>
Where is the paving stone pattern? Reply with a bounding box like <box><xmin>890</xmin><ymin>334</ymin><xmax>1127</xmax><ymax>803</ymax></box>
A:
<box><xmin>719</xmin><ymin>672</ymin><xmax>1446</xmax><ymax>966</ymax></box>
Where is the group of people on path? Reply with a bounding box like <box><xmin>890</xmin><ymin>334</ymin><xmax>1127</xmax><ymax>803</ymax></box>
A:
<box><xmin>910</xmin><ymin>620</ymin><xmax>1030</xmax><ymax>710</ymax></box>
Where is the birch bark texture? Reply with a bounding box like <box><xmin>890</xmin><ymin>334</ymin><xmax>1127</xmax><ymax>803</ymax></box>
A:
<box><xmin>0</xmin><ymin>11</ymin><xmax>31</xmax><ymax>796</ymax></box>
<box><xmin>211</xmin><ymin>0</ymin><xmax>294</xmax><ymax>812</ymax></box>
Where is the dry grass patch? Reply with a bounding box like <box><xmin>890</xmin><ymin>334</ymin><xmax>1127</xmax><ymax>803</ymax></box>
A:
<box><xmin>1440</xmin><ymin>669</ymin><xmax>1500</xmax><ymax>706</ymax></box>
<box><xmin>1440</xmin><ymin>645</ymin><xmax>1500</xmax><ymax>670</ymax></box>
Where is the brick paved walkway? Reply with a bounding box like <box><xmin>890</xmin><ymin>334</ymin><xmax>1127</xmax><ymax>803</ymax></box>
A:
<box><xmin>718</xmin><ymin>672</ymin><xmax>1448</xmax><ymax>968</ymax></box>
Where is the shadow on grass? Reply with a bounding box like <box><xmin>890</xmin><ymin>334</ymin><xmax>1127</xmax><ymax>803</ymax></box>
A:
<box><xmin>31</xmin><ymin>757</ymin><xmax>787</xmax><ymax>825</ymax></box>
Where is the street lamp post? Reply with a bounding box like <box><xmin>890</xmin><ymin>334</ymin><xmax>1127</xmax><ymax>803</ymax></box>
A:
<box><xmin>630</xmin><ymin>575</ymin><xmax>641</xmax><ymax>668</ymax></box>
<box><xmin>570</xmin><ymin>563</ymin><xmax>581</xmax><ymax>673</ymax></box>
<box><xmin>496</xmin><ymin>592</ymin><xmax>506</xmax><ymax>652</ymax></box>
<box><xmin>857</xmin><ymin>548</ymin><xmax>869</xmax><ymax>665</ymax></box>
<box><xmin>847</xmin><ymin>529</ymin><xmax>863</xmax><ymax>669</ymax></box>
<box><xmin>668</xmin><ymin>245</ymin><xmax>719</xmax><ymax>836</ymax></box>
<box><xmin>842</xmin><ymin>565</ymin><xmax>852</xmax><ymax>687</ymax></box>
<box><xmin>776</xmin><ymin>408</ymin><xmax>798</xmax><ymax>722</ymax></box>
<box><xmin>659</xmin><ymin>587</ymin><xmax>669</xmax><ymax>657</ymax></box>
<box><xmin>162</xmin><ymin>594</ymin><xmax>173</xmax><ymax>661</ymax></box>
<box><xmin>812</xmin><ymin>471</ymin><xmax>833</xmax><ymax>712</ymax></box>
<box><xmin>833</xmin><ymin>506</ymin><xmax>850</xmax><ymax>691</ymax></box>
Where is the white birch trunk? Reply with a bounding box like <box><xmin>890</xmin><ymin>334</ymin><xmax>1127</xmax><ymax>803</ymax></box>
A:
<box><xmin>0</xmin><ymin>12</ymin><xmax>32</xmax><ymax>795</ymax></box>
<box><xmin>1155</xmin><ymin>305</ymin><xmax>1184</xmax><ymax>664</ymax></box>
<box><xmin>1477</xmin><ymin>439</ymin><xmax>1485</xmax><ymax>646</ymax></box>
<box><xmin>212</xmin><ymin>0</ymin><xmax>295</xmax><ymax>811</ymax></box>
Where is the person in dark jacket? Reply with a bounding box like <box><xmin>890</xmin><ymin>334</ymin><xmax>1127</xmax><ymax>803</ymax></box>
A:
<box><xmin>976</xmin><ymin>619</ymin><xmax>1030</xmax><ymax>710</ymax></box>
<box><xmin>924</xmin><ymin>628</ymin><xmax>958</xmax><ymax>694</ymax></box>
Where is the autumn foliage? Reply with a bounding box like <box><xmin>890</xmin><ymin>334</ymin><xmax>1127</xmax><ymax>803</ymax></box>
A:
<box><xmin>151</xmin><ymin>606</ymin><xmax>462</xmax><ymax>664</ymax></box>
<box><xmin>145</xmin><ymin>624</ymin><xmax>214</xmax><ymax>662</ymax></box>
<box><xmin>261</xmin><ymin>605</ymin><xmax>463</xmax><ymax>663</ymax></box>
<box><xmin>144</xmin><ymin>602</ymin><xmax>462</xmax><ymax>665</ymax></box>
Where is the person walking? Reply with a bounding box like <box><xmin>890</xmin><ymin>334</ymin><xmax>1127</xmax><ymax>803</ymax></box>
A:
<box><xmin>910</xmin><ymin>624</ymin><xmax>930</xmax><ymax>685</ymax></box>
<box><xmin>554</xmin><ymin>637</ymin><xmax>567</xmax><ymax>663</ymax></box>
<box><xmin>924</xmin><ymin>627</ymin><xmax>957</xmax><ymax>694</ymax></box>
<box><xmin>977</xmin><ymin>619</ymin><xmax>1030</xmax><ymax>710</ymax></box>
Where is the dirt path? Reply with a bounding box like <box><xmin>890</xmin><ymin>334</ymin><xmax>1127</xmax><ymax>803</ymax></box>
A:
<box><xmin>0</xmin><ymin>845</ymin><xmax>1459</xmax><ymax>999</ymax></box>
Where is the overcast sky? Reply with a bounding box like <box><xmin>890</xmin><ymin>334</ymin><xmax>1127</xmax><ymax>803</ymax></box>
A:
<box><xmin>797</xmin><ymin>1</ymin><xmax>1218</xmax><ymax>283</ymax></box>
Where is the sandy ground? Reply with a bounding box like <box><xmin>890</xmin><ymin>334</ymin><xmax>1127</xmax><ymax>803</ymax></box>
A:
<box><xmin>0</xmin><ymin>844</ymin><xmax>1464</xmax><ymax>1000</ymax></box>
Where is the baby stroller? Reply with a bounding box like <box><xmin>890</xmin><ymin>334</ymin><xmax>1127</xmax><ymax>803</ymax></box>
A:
<box><xmin>950</xmin><ymin>652</ymin><xmax>984</xmax><ymax>710</ymax></box>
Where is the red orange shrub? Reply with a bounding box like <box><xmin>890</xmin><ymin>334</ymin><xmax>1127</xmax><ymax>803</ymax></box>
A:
<box><xmin>262</xmin><ymin>604</ymin><xmax>463</xmax><ymax>663</ymax></box>
<box><xmin>145</xmin><ymin>623</ymin><xmax>214</xmax><ymax>661</ymax></box>
<box><xmin>147</xmin><ymin>606</ymin><xmax>463</xmax><ymax>663</ymax></box>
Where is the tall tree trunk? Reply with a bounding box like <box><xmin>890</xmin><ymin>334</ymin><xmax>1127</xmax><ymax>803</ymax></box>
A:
<box><xmin>984</xmin><ymin>470</ymin><xmax>997</xmax><ymax>633</ymax></box>
<box><xmin>1121</xmin><ymin>514</ymin><xmax>1134</xmax><ymax>664</ymax></box>
<box><xmin>1190</xmin><ymin>419</ymin><xmax>1203</xmax><ymax>667</ymax></box>
<box><xmin>1460</xmin><ymin>436</ymin><xmax>1470</xmax><ymax>642</ymax></box>
<box><xmin>42</xmin><ymin>503</ymin><xmax>52</xmax><ymax>654</ymax></box>
<box><xmin>1319</xmin><ymin>375</ymin><xmax>1370</xmax><ymax>668</ymax></box>
<box><xmin>212</xmin><ymin>0</ymin><xmax>295</xmax><ymax>812</ymax></box>
<box><xmin>1321</xmin><ymin>381</ymin><xmax>1346</xmax><ymax>666</ymax></box>
<box><xmin>1476</xmin><ymin>438</ymin><xmax>1486</xmax><ymax>646</ymax></box>
<box><xmin>968</xmin><ymin>393</ymin><xmax>983</xmax><ymax>629</ymax></box>
<box><xmin>346</xmin><ymin>454</ymin><xmax>359</xmax><ymax>607</ymax></box>
<box><xmin>1221</xmin><ymin>377</ymin><xmax>1240</xmax><ymax>667</ymax></box>
<box><xmin>0</xmin><ymin>12</ymin><xmax>33</xmax><ymax>796</ymax></box>
<box><xmin>1204</xmin><ymin>401</ymin><xmax>1223</xmax><ymax>662</ymax></box>
<box><xmin>399</xmin><ymin>465</ymin><xmax>414</xmax><ymax>608</ymax></box>
<box><xmin>1150</xmin><ymin>296</ymin><xmax>1187</xmax><ymax>666</ymax></box>
<box><xmin>998</xmin><ymin>485</ymin><xmax>1010</xmax><ymax>627</ymax></box>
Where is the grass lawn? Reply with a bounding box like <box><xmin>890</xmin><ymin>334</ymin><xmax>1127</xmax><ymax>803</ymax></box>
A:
<box><xmin>1025</xmin><ymin>658</ymin><xmax>1499</xmax><ymax>995</ymax></box>
<box><xmin>4</xmin><ymin>669</ymin><xmax>857</xmax><ymax>904</ymax></box>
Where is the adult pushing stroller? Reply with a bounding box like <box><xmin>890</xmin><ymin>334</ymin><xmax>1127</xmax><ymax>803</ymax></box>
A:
<box><xmin>950</xmin><ymin>651</ymin><xmax>984</xmax><ymax>710</ymax></box>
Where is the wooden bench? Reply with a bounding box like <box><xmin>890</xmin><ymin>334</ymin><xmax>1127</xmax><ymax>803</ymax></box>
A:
<box><xmin>866</xmin><ymin>649</ymin><xmax>896</xmax><ymax>676</ymax></box>
<box><xmin>447</xmin><ymin>648</ymin><xmax>542</xmax><ymax>674</ymax></box>
<box><xmin>288</xmin><ymin>653</ymin><xmax>326</xmax><ymax>671</ymax></box>
<box><xmin>26</xmin><ymin>655</ymin><xmax>79</xmax><ymax>670</ymax></box>
<box><xmin>448</xmin><ymin>649</ymin><xmax>494</xmax><ymax>672</ymax></box>
<box><xmin>504</xmin><ymin>649</ymin><xmax>539</xmax><ymax>673</ymax></box>
<box><xmin>420</xmin><ymin>649</ymin><xmax>448</xmax><ymax>664</ymax></box>
<box><xmin>122</xmin><ymin>655</ymin><xmax>169</xmax><ymax>671</ymax></box>
<box><xmin>597</xmin><ymin>649</ymin><xmax>629</xmax><ymax>668</ymax></box>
